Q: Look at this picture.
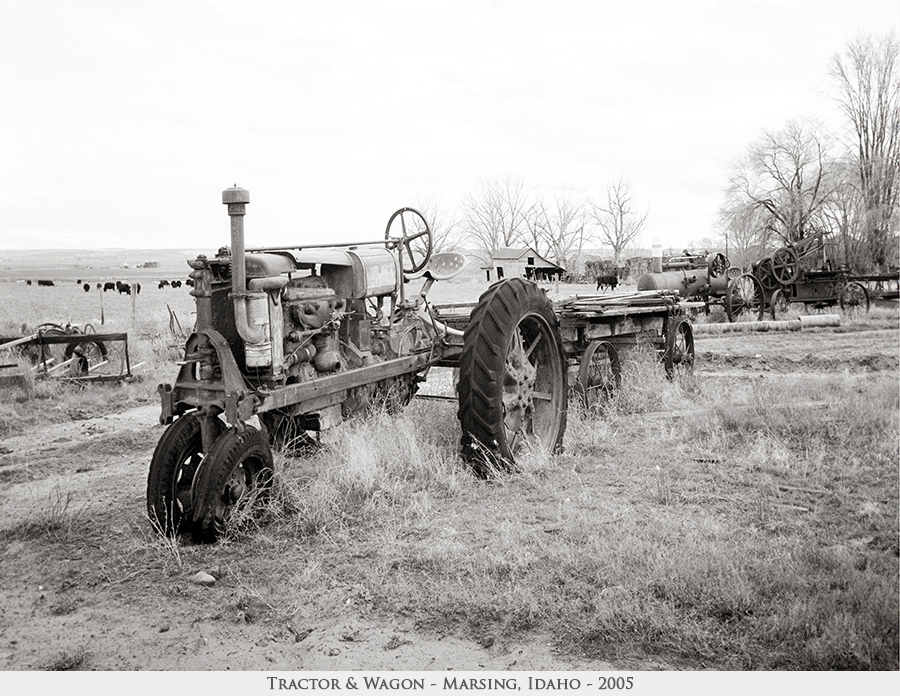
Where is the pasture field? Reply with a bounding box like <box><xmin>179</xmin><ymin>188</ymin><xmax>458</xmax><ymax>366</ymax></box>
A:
<box><xmin>0</xmin><ymin>265</ymin><xmax>897</xmax><ymax>672</ymax></box>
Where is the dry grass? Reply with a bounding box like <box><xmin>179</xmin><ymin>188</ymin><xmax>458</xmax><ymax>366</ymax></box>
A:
<box><xmin>2</xmin><ymin>274</ymin><xmax>897</xmax><ymax>670</ymax></box>
<box><xmin>176</xmin><ymin>340</ymin><xmax>898</xmax><ymax>670</ymax></box>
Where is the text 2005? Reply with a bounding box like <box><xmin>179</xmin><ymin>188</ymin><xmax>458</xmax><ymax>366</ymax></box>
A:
<box><xmin>597</xmin><ymin>676</ymin><xmax>634</xmax><ymax>690</ymax></box>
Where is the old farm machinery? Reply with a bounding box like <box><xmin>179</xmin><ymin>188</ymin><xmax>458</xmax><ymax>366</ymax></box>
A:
<box><xmin>148</xmin><ymin>187</ymin><xmax>698</xmax><ymax>542</ymax></box>
<box><xmin>0</xmin><ymin>323</ymin><xmax>133</xmax><ymax>386</ymax></box>
<box><xmin>752</xmin><ymin>235</ymin><xmax>873</xmax><ymax>318</ymax></box>
<box><xmin>635</xmin><ymin>250</ymin><xmax>765</xmax><ymax>322</ymax></box>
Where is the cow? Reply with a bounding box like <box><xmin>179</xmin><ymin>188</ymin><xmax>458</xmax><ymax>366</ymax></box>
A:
<box><xmin>37</xmin><ymin>279</ymin><xmax>55</xmax><ymax>287</ymax></box>
<box><xmin>118</xmin><ymin>283</ymin><xmax>132</xmax><ymax>295</ymax></box>
<box><xmin>595</xmin><ymin>274</ymin><xmax>618</xmax><ymax>292</ymax></box>
<box><xmin>185</xmin><ymin>278</ymin><xmax>194</xmax><ymax>287</ymax></box>
<box><xmin>83</xmin><ymin>283</ymin><xmax>91</xmax><ymax>292</ymax></box>
<box><xmin>76</xmin><ymin>279</ymin><xmax>82</xmax><ymax>284</ymax></box>
<box><xmin>97</xmin><ymin>282</ymin><xmax>103</xmax><ymax>290</ymax></box>
<box><xmin>26</xmin><ymin>280</ymin><xmax>32</xmax><ymax>286</ymax></box>
<box><xmin>171</xmin><ymin>280</ymin><xmax>182</xmax><ymax>288</ymax></box>
<box><xmin>158</xmin><ymin>279</ymin><xmax>170</xmax><ymax>289</ymax></box>
<box><xmin>103</xmin><ymin>282</ymin><xmax>116</xmax><ymax>292</ymax></box>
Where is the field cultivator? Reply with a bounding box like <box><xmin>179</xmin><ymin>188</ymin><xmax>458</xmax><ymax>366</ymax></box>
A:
<box><xmin>148</xmin><ymin>187</ymin><xmax>701</xmax><ymax>542</ymax></box>
<box><xmin>0</xmin><ymin>323</ymin><xmax>134</xmax><ymax>386</ymax></box>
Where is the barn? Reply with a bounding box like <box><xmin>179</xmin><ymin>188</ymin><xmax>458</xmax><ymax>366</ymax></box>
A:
<box><xmin>486</xmin><ymin>247</ymin><xmax>565</xmax><ymax>283</ymax></box>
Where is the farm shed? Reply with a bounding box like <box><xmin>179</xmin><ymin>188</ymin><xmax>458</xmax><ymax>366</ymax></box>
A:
<box><xmin>487</xmin><ymin>247</ymin><xmax>565</xmax><ymax>283</ymax></box>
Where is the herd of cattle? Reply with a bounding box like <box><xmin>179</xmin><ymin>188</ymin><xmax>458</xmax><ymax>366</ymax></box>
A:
<box><xmin>24</xmin><ymin>278</ymin><xmax>194</xmax><ymax>295</ymax></box>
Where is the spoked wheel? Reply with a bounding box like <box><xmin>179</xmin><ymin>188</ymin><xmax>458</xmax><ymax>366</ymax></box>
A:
<box><xmin>706</xmin><ymin>253</ymin><xmax>728</xmax><ymax>278</ymax></box>
<box><xmin>191</xmin><ymin>427</ymin><xmax>274</xmax><ymax>542</ymax></box>
<box><xmin>664</xmin><ymin>317</ymin><xmax>695</xmax><ymax>380</ymax></box>
<box><xmin>64</xmin><ymin>338</ymin><xmax>108</xmax><ymax>376</ymax></box>
<box><xmin>385</xmin><ymin>207</ymin><xmax>432</xmax><ymax>275</ymax></box>
<box><xmin>25</xmin><ymin>324</ymin><xmax>67</xmax><ymax>367</ymax></box>
<box><xmin>576</xmin><ymin>340</ymin><xmax>621</xmax><ymax>409</ymax></box>
<box><xmin>769</xmin><ymin>288</ymin><xmax>792</xmax><ymax>320</ymax></box>
<box><xmin>839</xmin><ymin>281</ymin><xmax>870</xmax><ymax>317</ymax></box>
<box><xmin>753</xmin><ymin>259</ymin><xmax>779</xmax><ymax>292</ymax></box>
<box><xmin>770</xmin><ymin>247</ymin><xmax>800</xmax><ymax>285</ymax></box>
<box><xmin>147</xmin><ymin>412</ymin><xmax>225</xmax><ymax>536</ymax></box>
<box><xmin>457</xmin><ymin>278</ymin><xmax>567</xmax><ymax>475</ymax></box>
<box><xmin>725</xmin><ymin>273</ymin><xmax>765</xmax><ymax>322</ymax></box>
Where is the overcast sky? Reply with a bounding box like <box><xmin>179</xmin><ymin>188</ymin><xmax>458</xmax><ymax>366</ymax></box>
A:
<box><xmin>1</xmin><ymin>0</ymin><xmax>897</xmax><ymax>251</ymax></box>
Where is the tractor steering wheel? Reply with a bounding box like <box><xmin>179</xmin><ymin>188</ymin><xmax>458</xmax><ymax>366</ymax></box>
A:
<box><xmin>385</xmin><ymin>207</ymin><xmax>432</xmax><ymax>275</ymax></box>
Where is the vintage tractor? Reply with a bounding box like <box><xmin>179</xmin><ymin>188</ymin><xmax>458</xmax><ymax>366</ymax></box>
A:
<box><xmin>147</xmin><ymin>187</ymin><xmax>569</xmax><ymax>541</ymax></box>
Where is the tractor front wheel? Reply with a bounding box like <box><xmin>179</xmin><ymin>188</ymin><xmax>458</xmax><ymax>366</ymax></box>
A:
<box><xmin>456</xmin><ymin>278</ymin><xmax>567</xmax><ymax>475</ymax></box>
<box><xmin>190</xmin><ymin>427</ymin><xmax>274</xmax><ymax>542</ymax></box>
<box><xmin>147</xmin><ymin>412</ymin><xmax>224</xmax><ymax>536</ymax></box>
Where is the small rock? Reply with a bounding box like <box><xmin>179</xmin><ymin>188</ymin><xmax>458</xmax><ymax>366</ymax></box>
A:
<box><xmin>189</xmin><ymin>571</ymin><xmax>216</xmax><ymax>587</ymax></box>
<box><xmin>159</xmin><ymin>625</ymin><xmax>170</xmax><ymax>633</ymax></box>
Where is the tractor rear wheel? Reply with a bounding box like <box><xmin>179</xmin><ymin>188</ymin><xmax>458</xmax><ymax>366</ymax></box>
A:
<box><xmin>457</xmin><ymin>278</ymin><xmax>567</xmax><ymax>476</ymax></box>
<box><xmin>147</xmin><ymin>412</ymin><xmax>224</xmax><ymax>536</ymax></box>
<box><xmin>190</xmin><ymin>426</ymin><xmax>274</xmax><ymax>542</ymax></box>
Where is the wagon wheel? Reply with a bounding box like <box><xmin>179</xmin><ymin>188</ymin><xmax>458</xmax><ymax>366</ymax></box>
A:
<box><xmin>769</xmin><ymin>288</ymin><xmax>793</xmax><ymax>320</ymax></box>
<box><xmin>754</xmin><ymin>258</ymin><xmax>779</xmax><ymax>291</ymax></box>
<box><xmin>664</xmin><ymin>317</ymin><xmax>694</xmax><ymax>380</ymax></box>
<box><xmin>706</xmin><ymin>253</ymin><xmax>728</xmax><ymax>279</ymax></box>
<box><xmin>385</xmin><ymin>207</ymin><xmax>432</xmax><ymax>275</ymax></box>
<box><xmin>191</xmin><ymin>426</ymin><xmax>274</xmax><ymax>542</ymax></box>
<box><xmin>725</xmin><ymin>273</ymin><xmax>764</xmax><ymax>322</ymax></box>
<box><xmin>146</xmin><ymin>412</ymin><xmax>225</xmax><ymax>536</ymax></box>
<box><xmin>770</xmin><ymin>247</ymin><xmax>800</xmax><ymax>285</ymax></box>
<box><xmin>63</xmin><ymin>338</ymin><xmax>108</xmax><ymax>376</ymax></box>
<box><xmin>839</xmin><ymin>281</ymin><xmax>870</xmax><ymax>317</ymax></box>
<box><xmin>457</xmin><ymin>278</ymin><xmax>567</xmax><ymax>476</ymax></box>
<box><xmin>576</xmin><ymin>340</ymin><xmax>621</xmax><ymax>409</ymax></box>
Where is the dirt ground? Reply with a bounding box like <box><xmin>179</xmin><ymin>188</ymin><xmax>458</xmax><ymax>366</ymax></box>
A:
<box><xmin>0</xmin><ymin>317</ymin><xmax>896</xmax><ymax>672</ymax></box>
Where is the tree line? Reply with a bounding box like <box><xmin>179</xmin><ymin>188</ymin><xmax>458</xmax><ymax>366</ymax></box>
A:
<box><xmin>423</xmin><ymin>33</ymin><xmax>898</xmax><ymax>276</ymax></box>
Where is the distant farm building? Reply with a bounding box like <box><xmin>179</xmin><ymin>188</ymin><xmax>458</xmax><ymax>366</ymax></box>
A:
<box><xmin>485</xmin><ymin>247</ymin><xmax>565</xmax><ymax>283</ymax></box>
<box><xmin>137</xmin><ymin>261</ymin><xmax>159</xmax><ymax>269</ymax></box>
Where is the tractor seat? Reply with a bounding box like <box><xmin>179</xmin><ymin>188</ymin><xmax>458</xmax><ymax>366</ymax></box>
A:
<box><xmin>414</xmin><ymin>252</ymin><xmax>467</xmax><ymax>281</ymax></box>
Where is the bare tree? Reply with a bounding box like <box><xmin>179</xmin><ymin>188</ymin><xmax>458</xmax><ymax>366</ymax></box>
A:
<box><xmin>460</xmin><ymin>177</ymin><xmax>533</xmax><ymax>265</ymax></box>
<box><xmin>414</xmin><ymin>200</ymin><xmax>462</xmax><ymax>254</ymax></box>
<box><xmin>590</xmin><ymin>178</ymin><xmax>648</xmax><ymax>266</ymax></box>
<box><xmin>830</xmin><ymin>34</ymin><xmax>900</xmax><ymax>270</ymax></box>
<box><xmin>719</xmin><ymin>197</ymin><xmax>775</xmax><ymax>270</ymax></box>
<box><xmin>724</xmin><ymin>120</ymin><xmax>837</xmax><ymax>254</ymax></box>
<box><xmin>540</xmin><ymin>193</ymin><xmax>590</xmax><ymax>271</ymax></box>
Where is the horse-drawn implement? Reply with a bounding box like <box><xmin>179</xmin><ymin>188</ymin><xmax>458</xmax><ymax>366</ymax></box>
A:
<box><xmin>0</xmin><ymin>322</ymin><xmax>133</xmax><ymax>386</ymax></box>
